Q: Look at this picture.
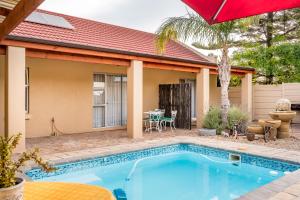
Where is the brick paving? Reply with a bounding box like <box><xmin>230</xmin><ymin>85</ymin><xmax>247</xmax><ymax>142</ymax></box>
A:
<box><xmin>26</xmin><ymin>124</ymin><xmax>300</xmax><ymax>155</ymax></box>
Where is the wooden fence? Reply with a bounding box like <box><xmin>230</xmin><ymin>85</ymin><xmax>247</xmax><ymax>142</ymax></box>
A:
<box><xmin>253</xmin><ymin>83</ymin><xmax>300</xmax><ymax>123</ymax></box>
<box><xmin>222</xmin><ymin>83</ymin><xmax>300</xmax><ymax>123</ymax></box>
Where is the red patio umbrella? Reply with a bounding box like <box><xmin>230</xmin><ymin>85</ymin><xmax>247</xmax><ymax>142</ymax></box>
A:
<box><xmin>182</xmin><ymin>0</ymin><xmax>300</xmax><ymax>24</ymax></box>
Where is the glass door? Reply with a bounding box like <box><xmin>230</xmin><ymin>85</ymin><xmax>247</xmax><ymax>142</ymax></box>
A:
<box><xmin>93</xmin><ymin>74</ymin><xmax>127</xmax><ymax>128</ymax></box>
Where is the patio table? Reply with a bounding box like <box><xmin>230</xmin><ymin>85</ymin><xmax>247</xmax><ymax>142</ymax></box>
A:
<box><xmin>144</xmin><ymin>110</ymin><xmax>164</xmax><ymax>132</ymax></box>
<box><xmin>24</xmin><ymin>182</ymin><xmax>115</xmax><ymax>200</ymax></box>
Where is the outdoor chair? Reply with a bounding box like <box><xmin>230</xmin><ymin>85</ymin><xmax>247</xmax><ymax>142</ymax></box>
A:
<box><xmin>161</xmin><ymin>110</ymin><xmax>177</xmax><ymax>132</ymax></box>
<box><xmin>146</xmin><ymin>111</ymin><xmax>162</xmax><ymax>133</ymax></box>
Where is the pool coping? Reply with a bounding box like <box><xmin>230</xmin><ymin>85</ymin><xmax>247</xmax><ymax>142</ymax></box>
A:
<box><xmin>24</xmin><ymin>136</ymin><xmax>300</xmax><ymax>200</ymax></box>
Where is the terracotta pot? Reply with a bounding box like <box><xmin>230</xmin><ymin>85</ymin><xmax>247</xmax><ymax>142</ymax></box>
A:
<box><xmin>0</xmin><ymin>178</ymin><xmax>24</xmax><ymax>200</ymax></box>
<box><xmin>246</xmin><ymin>133</ymin><xmax>255</xmax><ymax>141</ymax></box>
<box><xmin>247</xmin><ymin>125</ymin><xmax>264</xmax><ymax>135</ymax></box>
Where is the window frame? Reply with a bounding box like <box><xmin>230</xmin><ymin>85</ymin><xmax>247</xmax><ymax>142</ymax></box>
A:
<box><xmin>25</xmin><ymin>68</ymin><xmax>29</xmax><ymax>113</ymax></box>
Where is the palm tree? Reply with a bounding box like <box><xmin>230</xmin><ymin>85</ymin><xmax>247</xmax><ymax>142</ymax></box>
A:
<box><xmin>156</xmin><ymin>12</ymin><xmax>248</xmax><ymax>126</ymax></box>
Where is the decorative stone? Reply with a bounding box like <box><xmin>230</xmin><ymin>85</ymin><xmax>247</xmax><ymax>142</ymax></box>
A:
<box><xmin>269</xmin><ymin>111</ymin><xmax>296</xmax><ymax>139</ymax></box>
<box><xmin>198</xmin><ymin>128</ymin><xmax>216</xmax><ymax>136</ymax></box>
<box><xmin>247</xmin><ymin>124</ymin><xmax>264</xmax><ymax>135</ymax></box>
<box><xmin>275</xmin><ymin>98</ymin><xmax>291</xmax><ymax>111</ymax></box>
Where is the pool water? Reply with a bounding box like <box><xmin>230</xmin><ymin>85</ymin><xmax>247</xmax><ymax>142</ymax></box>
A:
<box><xmin>32</xmin><ymin>150</ymin><xmax>292</xmax><ymax>200</ymax></box>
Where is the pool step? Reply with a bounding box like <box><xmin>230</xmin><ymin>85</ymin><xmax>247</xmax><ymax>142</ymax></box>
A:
<box><xmin>113</xmin><ymin>188</ymin><xmax>127</xmax><ymax>200</ymax></box>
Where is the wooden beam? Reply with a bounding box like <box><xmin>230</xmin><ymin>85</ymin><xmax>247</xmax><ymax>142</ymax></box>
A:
<box><xmin>1</xmin><ymin>39</ymin><xmax>214</xmax><ymax>69</ymax></box>
<box><xmin>209</xmin><ymin>69</ymin><xmax>247</xmax><ymax>76</ymax></box>
<box><xmin>0</xmin><ymin>39</ymin><xmax>254</xmax><ymax>74</ymax></box>
<box><xmin>0</xmin><ymin>7</ymin><xmax>10</xmax><ymax>16</ymax></box>
<box><xmin>26</xmin><ymin>50</ymin><xmax>131</xmax><ymax>67</ymax></box>
<box><xmin>144</xmin><ymin>62</ymin><xmax>200</xmax><ymax>73</ymax></box>
<box><xmin>0</xmin><ymin>45</ymin><xmax>6</xmax><ymax>54</ymax></box>
<box><xmin>0</xmin><ymin>0</ymin><xmax>45</xmax><ymax>40</ymax></box>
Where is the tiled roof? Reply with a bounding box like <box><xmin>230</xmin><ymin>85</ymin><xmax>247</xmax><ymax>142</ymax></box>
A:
<box><xmin>9</xmin><ymin>10</ymin><xmax>211</xmax><ymax>64</ymax></box>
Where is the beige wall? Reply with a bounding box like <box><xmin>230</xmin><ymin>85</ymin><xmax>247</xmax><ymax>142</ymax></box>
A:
<box><xmin>143</xmin><ymin>68</ymin><xmax>195</xmax><ymax>112</ymax></box>
<box><xmin>19</xmin><ymin>58</ymin><xmax>198</xmax><ymax>138</ymax></box>
<box><xmin>3</xmin><ymin>53</ymin><xmax>272</xmax><ymax>138</ymax></box>
<box><xmin>26</xmin><ymin>57</ymin><xmax>126</xmax><ymax>138</ymax></box>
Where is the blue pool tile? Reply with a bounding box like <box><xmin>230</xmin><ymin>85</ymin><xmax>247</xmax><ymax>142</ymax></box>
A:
<box><xmin>26</xmin><ymin>143</ymin><xmax>300</xmax><ymax>180</ymax></box>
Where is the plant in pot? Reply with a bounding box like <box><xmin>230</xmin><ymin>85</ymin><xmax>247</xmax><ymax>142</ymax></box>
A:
<box><xmin>0</xmin><ymin>133</ymin><xmax>55</xmax><ymax>200</ymax></box>
<box><xmin>227</xmin><ymin>106</ymin><xmax>248</xmax><ymax>137</ymax></box>
<box><xmin>199</xmin><ymin>107</ymin><xmax>223</xmax><ymax>136</ymax></box>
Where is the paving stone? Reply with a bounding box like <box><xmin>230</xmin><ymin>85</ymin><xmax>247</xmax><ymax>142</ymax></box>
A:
<box><xmin>284</xmin><ymin>184</ymin><xmax>300</xmax><ymax>196</ymax></box>
<box><xmin>269</xmin><ymin>192</ymin><xmax>297</xmax><ymax>200</ymax></box>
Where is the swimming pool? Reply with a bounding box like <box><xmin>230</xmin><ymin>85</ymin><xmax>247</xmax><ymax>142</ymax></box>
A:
<box><xmin>27</xmin><ymin>144</ymin><xmax>300</xmax><ymax>200</ymax></box>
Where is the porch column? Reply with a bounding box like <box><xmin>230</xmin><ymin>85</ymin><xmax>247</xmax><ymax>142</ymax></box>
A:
<box><xmin>0</xmin><ymin>54</ymin><xmax>4</xmax><ymax>136</ymax></box>
<box><xmin>5</xmin><ymin>46</ymin><xmax>26</xmax><ymax>152</ymax></box>
<box><xmin>241</xmin><ymin>73</ymin><xmax>253</xmax><ymax>121</ymax></box>
<box><xmin>196</xmin><ymin>68</ymin><xmax>210</xmax><ymax>128</ymax></box>
<box><xmin>127</xmin><ymin>60</ymin><xmax>143</xmax><ymax>138</ymax></box>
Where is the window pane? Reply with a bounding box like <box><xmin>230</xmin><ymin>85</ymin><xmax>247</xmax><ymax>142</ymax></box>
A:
<box><xmin>122</xmin><ymin>76</ymin><xmax>127</xmax><ymax>125</ymax></box>
<box><xmin>93</xmin><ymin>74</ymin><xmax>105</xmax><ymax>128</ymax></box>
<box><xmin>93</xmin><ymin>106</ymin><xmax>105</xmax><ymax>128</ymax></box>
<box><xmin>106</xmin><ymin>75</ymin><xmax>122</xmax><ymax>127</ymax></box>
<box><xmin>93</xmin><ymin>74</ymin><xmax>105</xmax><ymax>105</ymax></box>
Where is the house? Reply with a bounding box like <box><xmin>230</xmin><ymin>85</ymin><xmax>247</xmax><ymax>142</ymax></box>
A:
<box><xmin>0</xmin><ymin>9</ymin><xmax>254</xmax><ymax>151</ymax></box>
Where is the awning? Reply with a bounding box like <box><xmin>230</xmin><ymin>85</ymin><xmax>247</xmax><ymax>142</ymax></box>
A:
<box><xmin>182</xmin><ymin>0</ymin><xmax>300</xmax><ymax>24</ymax></box>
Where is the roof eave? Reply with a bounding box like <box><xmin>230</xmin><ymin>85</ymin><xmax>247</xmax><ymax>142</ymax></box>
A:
<box><xmin>6</xmin><ymin>35</ymin><xmax>255</xmax><ymax>72</ymax></box>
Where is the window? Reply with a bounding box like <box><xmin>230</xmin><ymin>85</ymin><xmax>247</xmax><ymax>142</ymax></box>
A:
<box><xmin>25</xmin><ymin>68</ymin><xmax>29</xmax><ymax>113</ymax></box>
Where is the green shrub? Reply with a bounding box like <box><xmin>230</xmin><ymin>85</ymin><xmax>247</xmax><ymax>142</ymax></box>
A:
<box><xmin>227</xmin><ymin>106</ymin><xmax>248</xmax><ymax>132</ymax></box>
<box><xmin>203</xmin><ymin>107</ymin><xmax>223</xmax><ymax>134</ymax></box>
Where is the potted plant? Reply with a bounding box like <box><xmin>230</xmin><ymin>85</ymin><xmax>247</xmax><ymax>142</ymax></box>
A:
<box><xmin>0</xmin><ymin>133</ymin><xmax>55</xmax><ymax>200</ymax></box>
<box><xmin>199</xmin><ymin>107</ymin><xmax>223</xmax><ymax>136</ymax></box>
<box><xmin>227</xmin><ymin>106</ymin><xmax>248</xmax><ymax>135</ymax></box>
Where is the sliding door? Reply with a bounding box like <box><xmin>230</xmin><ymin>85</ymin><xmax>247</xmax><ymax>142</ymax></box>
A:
<box><xmin>93</xmin><ymin>74</ymin><xmax>127</xmax><ymax>128</ymax></box>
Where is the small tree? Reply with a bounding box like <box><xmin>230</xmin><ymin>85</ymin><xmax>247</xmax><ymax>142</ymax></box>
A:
<box><xmin>156</xmin><ymin>12</ymin><xmax>251</xmax><ymax>126</ymax></box>
<box><xmin>0</xmin><ymin>133</ymin><xmax>55</xmax><ymax>188</ymax></box>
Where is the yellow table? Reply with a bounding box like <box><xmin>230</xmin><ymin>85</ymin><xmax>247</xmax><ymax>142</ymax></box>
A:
<box><xmin>24</xmin><ymin>182</ymin><xmax>115</xmax><ymax>200</ymax></box>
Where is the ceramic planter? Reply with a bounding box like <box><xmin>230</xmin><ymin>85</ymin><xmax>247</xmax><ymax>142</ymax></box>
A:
<box><xmin>198</xmin><ymin>128</ymin><xmax>217</xmax><ymax>136</ymax></box>
<box><xmin>0</xmin><ymin>178</ymin><xmax>24</xmax><ymax>200</ymax></box>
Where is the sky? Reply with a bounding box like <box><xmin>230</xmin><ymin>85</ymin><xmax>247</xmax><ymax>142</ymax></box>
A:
<box><xmin>39</xmin><ymin>0</ymin><xmax>216</xmax><ymax>56</ymax></box>
<box><xmin>39</xmin><ymin>0</ymin><xmax>192</xmax><ymax>33</ymax></box>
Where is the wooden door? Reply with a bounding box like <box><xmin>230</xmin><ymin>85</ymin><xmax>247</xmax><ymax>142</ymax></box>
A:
<box><xmin>159</xmin><ymin>83</ymin><xmax>191</xmax><ymax>129</ymax></box>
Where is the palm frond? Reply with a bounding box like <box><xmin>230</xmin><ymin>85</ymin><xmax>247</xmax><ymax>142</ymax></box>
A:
<box><xmin>156</xmin><ymin>12</ymin><xmax>222</xmax><ymax>53</ymax></box>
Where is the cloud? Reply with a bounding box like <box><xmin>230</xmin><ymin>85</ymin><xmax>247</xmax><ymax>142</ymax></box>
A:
<box><xmin>39</xmin><ymin>0</ymin><xmax>191</xmax><ymax>33</ymax></box>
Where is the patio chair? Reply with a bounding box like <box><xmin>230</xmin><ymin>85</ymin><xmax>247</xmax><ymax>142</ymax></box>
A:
<box><xmin>147</xmin><ymin>112</ymin><xmax>162</xmax><ymax>133</ymax></box>
<box><xmin>161</xmin><ymin>110</ymin><xmax>177</xmax><ymax>132</ymax></box>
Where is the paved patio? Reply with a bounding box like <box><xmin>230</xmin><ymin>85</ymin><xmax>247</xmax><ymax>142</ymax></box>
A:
<box><xmin>27</xmin><ymin>124</ymin><xmax>300</xmax><ymax>155</ymax></box>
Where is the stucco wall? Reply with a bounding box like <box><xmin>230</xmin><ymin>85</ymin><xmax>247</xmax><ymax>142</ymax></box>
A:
<box><xmin>26</xmin><ymin>58</ymin><xmax>126</xmax><ymax>138</ymax></box>
<box><xmin>0</xmin><ymin>55</ymin><xmax>225</xmax><ymax>138</ymax></box>
<box><xmin>24</xmin><ymin>58</ymin><xmax>199</xmax><ymax>138</ymax></box>
<box><xmin>143</xmin><ymin>68</ymin><xmax>196</xmax><ymax>112</ymax></box>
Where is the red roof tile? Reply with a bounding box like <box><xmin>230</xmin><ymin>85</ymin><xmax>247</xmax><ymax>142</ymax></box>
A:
<box><xmin>9</xmin><ymin>10</ymin><xmax>211</xmax><ymax>64</ymax></box>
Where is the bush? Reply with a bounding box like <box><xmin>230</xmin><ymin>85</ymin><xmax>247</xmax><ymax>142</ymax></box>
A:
<box><xmin>227</xmin><ymin>106</ymin><xmax>248</xmax><ymax>133</ymax></box>
<box><xmin>203</xmin><ymin>107</ymin><xmax>223</xmax><ymax>134</ymax></box>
